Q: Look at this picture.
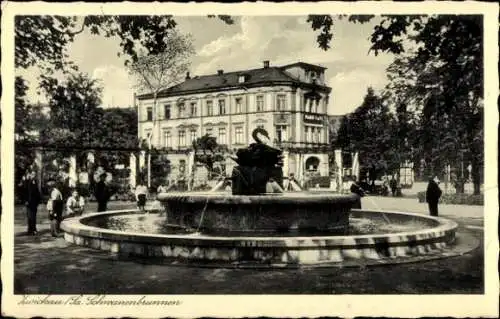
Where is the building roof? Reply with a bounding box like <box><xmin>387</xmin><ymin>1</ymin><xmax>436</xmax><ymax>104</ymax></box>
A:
<box><xmin>280</xmin><ymin>61</ymin><xmax>327</xmax><ymax>71</ymax></box>
<box><xmin>137</xmin><ymin>63</ymin><xmax>331</xmax><ymax>100</ymax></box>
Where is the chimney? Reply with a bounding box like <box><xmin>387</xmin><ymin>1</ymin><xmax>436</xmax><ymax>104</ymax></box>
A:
<box><xmin>217</xmin><ymin>69</ymin><xmax>224</xmax><ymax>75</ymax></box>
<box><xmin>185</xmin><ymin>71</ymin><xmax>191</xmax><ymax>80</ymax></box>
<box><xmin>263</xmin><ymin>60</ymin><xmax>270</xmax><ymax>68</ymax></box>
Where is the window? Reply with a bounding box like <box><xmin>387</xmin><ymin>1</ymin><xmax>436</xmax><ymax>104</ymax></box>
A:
<box><xmin>178</xmin><ymin>130</ymin><xmax>186</xmax><ymax>147</ymax></box>
<box><xmin>238</xmin><ymin>75</ymin><xmax>246</xmax><ymax>83</ymax></box>
<box><xmin>276</xmin><ymin>94</ymin><xmax>287</xmax><ymax>111</ymax></box>
<box><xmin>146</xmin><ymin>107</ymin><xmax>153</xmax><ymax>121</ymax></box>
<box><xmin>313</xmin><ymin>128</ymin><xmax>319</xmax><ymax>143</ymax></box>
<box><xmin>205</xmin><ymin>127</ymin><xmax>213</xmax><ymax>136</ymax></box>
<box><xmin>164</xmin><ymin>104</ymin><xmax>171</xmax><ymax>119</ymax></box>
<box><xmin>190</xmin><ymin>102</ymin><xmax>197</xmax><ymax>117</ymax></box>
<box><xmin>256</xmin><ymin>95</ymin><xmax>264</xmax><ymax>112</ymax></box>
<box><xmin>218</xmin><ymin>99</ymin><xmax>226</xmax><ymax>115</ymax></box>
<box><xmin>316</xmin><ymin>128</ymin><xmax>322</xmax><ymax>143</ymax></box>
<box><xmin>305</xmin><ymin>126</ymin><xmax>311</xmax><ymax>143</ymax></box>
<box><xmin>206</xmin><ymin>100</ymin><xmax>213</xmax><ymax>116</ymax></box>
<box><xmin>218</xmin><ymin>127</ymin><xmax>226</xmax><ymax>144</ymax></box>
<box><xmin>164</xmin><ymin>131</ymin><xmax>172</xmax><ymax>147</ymax></box>
<box><xmin>178</xmin><ymin>103</ymin><xmax>185</xmax><ymax>118</ymax></box>
<box><xmin>234</xmin><ymin>126</ymin><xmax>244</xmax><ymax>144</ymax></box>
<box><xmin>190</xmin><ymin>129</ymin><xmax>197</xmax><ymax>142</ymax></box>
<box><xmin>275</xmin><ymin>125</ymin><xmax>287</xmax><ymax>142</ymax></box>
<box><xmin>235</xmin><ymin>97</ymin><xmax>243</xmax><ymax>113</ymax></box>
<box><xmin>308</xmin><ymin>99</ymin><xmax>314</xmax><ymax>113</ymax></box>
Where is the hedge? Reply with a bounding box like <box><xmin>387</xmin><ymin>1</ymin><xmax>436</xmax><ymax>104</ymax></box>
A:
<box><xmin>417</xmin><ymin>191</ymin><xmax>483</xmax><ymax>205</ymax></box>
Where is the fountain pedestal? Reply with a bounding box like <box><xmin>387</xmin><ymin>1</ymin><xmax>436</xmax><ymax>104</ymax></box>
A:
<box><xmin>159</xmin><ymin>192</ymin><xmax>358</xmax><ymax>235</ymax></box>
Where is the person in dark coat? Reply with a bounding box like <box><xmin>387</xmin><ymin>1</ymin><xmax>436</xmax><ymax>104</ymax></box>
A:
<box><xmin>22</xmin><ymin>171</ymin><xmax>41</xmax><ymax>235</ymax></box>
<box><xmin>426</xmin><ymin>176</ymin><xmax>442</xmax><ymax>216</ymax></box>
<box><xmin>349</xmin><ymin>176</ymin><xmax>365</xmax><ymax>209</ymax></box>
<box><xmin>94</xmin><ymin>173</ymin><xmax>110</xmax><ymax>212</ymax></box>
<box><xmin>389</xmin><ymin>176</ymin><xmax>398</xmax><ymax>196</ymax></box>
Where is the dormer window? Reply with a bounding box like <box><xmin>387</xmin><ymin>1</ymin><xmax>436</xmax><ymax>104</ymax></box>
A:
<box><xmin>238</xmin><ymin>75</ymin><xmax>246</xmax><ymax>83</ymax></box>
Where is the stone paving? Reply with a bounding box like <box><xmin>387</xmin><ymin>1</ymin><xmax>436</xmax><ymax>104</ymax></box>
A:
<box><xmin>9</xmin><ymin>197</ymin><xmax>485</xmax><ymax>294</ymax></box>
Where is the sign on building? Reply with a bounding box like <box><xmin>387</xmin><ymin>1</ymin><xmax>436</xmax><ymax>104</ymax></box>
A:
<box><xmin>303</xmin><ymin>114</ymin><xmax>324</xmax><ymax>125</ymax></box>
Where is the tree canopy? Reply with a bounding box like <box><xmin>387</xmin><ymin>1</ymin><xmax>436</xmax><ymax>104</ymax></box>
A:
<box><xmin>335</xmin><ymin>88</ymin><xmax>397</xmax><ymax>180</ymax></box>
<box><xmin>321</xmin><ymin>14</ymin><xmax>483</xmax><ymax>193</ymax></box>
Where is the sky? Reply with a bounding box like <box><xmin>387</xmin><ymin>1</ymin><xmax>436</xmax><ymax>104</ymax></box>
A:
<box><xmin>22</xmin><ymin>15</ymin><xmax>395</xmax><ymax>115</ymax></box>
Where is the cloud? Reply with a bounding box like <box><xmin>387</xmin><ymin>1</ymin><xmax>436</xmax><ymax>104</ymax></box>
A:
<box><xmin>192</xmin><ymin>17</ymin><xmax>394</xmax><ymax>114</ymax></box>
<box><xmin>327</xmin><ymin>68</ymin><xmax>388</xmax><ymax>115</ymax></box>
<box><xmin>92</xmin><ymin>65</ymin><xmax>135</xmax><ymax>108</ymax></box>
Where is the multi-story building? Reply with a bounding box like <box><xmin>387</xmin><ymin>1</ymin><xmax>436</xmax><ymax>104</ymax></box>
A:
<box><xmin>136</xmin><ymin>60</ymin><xmax>332</xmax><ymax>183</ymax></box>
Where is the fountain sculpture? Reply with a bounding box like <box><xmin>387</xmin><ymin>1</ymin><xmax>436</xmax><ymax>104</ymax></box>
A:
<box><xmin>61</xmin><ymin>129</ymin><xmax>464</xmax><ymax>267</ymax></box>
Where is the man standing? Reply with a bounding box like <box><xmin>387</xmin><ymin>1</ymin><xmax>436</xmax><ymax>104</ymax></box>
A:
<box><xmin>94</xmin><ymin>173</ymin><xmax>110</xmax><ymax>212</ymax></box>
<box><xmin>426</xmin><ymin>176</ymin><xmax>442</xmax><ymax>217</ymax></box>
<box><xmin>22</xmin><ymin>171</ymin><xmax>41</xmax><ymax>235</ymax></box>
<box><xmin>389</xmin><ymin>176</ymin><xmax>398</xmax><ymax>196</ymax></box>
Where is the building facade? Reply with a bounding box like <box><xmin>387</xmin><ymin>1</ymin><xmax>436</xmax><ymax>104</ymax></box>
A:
<box><xmin>136</xmin><ymin>61</ymin><xmax>332</xmax><ymax>184</ymax></box>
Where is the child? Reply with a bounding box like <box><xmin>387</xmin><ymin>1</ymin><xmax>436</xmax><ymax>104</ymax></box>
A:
<box><xmin>47</xmin><ymin>181</ymin><xmax>64</xmax><ymax>237</ymax></box>
<box><xmin>66</xmin><ymin>189</ymin><xmax>85</xmax><ymax>216</ymax></box>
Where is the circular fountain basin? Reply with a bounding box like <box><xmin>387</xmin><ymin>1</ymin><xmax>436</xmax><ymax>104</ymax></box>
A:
<box><xmin>156</xmin><ymin>192</ymin><xmax>358</xmax><ymax>235</ymax></box>
<box><xmin>61</xmin><ymin>208</ymin><xmax>459</xmax><ymax>267</ymax></box>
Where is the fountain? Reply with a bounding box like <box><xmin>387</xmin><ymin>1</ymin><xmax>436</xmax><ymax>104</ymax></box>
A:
<box><xmin>61</xmin><ymin>129</ymin><xmax>466</xmax><ymax>267</ymax></box>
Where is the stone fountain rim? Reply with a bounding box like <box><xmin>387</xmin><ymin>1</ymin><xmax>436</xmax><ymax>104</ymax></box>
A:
<box><xmin>156</xmin><ymin>192</ymin><xmax>359</xmax><ymax>205</ymax></box>
<box><xmin>61</xmin><ymin>209</ymin><xmax>458</xmax><ymax>247</ymax></box>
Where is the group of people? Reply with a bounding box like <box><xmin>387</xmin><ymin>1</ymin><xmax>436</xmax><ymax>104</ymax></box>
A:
<box><xmin>20</xmin><ymin>171</ymin><xmax>112</xmax><ymax>237</ymax></box>
<box><xmin>46</xmin><ymin>184</ymin><xmax>85</xmax><ymax>237</ymax></box>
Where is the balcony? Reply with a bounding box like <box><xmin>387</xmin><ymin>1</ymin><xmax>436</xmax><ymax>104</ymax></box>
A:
<box><xmin>274</xmin><ymin>140</ymin><xmax>331</xmax><ymax>153</ymax></box>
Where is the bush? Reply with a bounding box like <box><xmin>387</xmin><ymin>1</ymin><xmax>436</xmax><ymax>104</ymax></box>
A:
<box><xmin>417</xmin><ymin>191</ymin><xmax>483</xmax><ymax>205</ymax></box>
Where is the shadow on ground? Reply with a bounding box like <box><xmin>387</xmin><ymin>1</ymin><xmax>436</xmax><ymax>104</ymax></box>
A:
<box><xmin>13</xmin><ymin>226</ymin><xmax>483</xmax><ymax>294</ymax></box>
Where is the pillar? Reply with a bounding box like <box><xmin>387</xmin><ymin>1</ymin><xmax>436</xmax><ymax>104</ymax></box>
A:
<box><xmin>297</xmin><ymin>153</ymin><xmax>304</xmax><ymax>185</ymax></box>
<box><xmin>187</xmin><ymin>150</ymin><xmax>195</xmax><ymax>190</ymax></box>
<box><xmin>139</xmin><ymin>151</ymin><xmax>146</xmax><ymax>169</ymax></box>
<box><xmin>282</xmin><ymin>150</ymin><xmax>289</xmax><ymax>177</ymax></box>
<box><xmin>68</xmin><ymin>155</ymin><xmax>77</xmax><ymax>187</ymax></box>
<box><xmin>334</xmin><ymin>149</ymin><xmax>343</xmax><ymax>192</ymax></box>
<box><xmin>352</xmin><ymin>152</ymin><xmax>360</xmax><ymax>180</ymax></box>
<box><xmin>129</xmin><ymin>153</ymin><xmax>137</xmax><ymax>189</ymax></box>
<box><xmin>321</xmin><ymin>153</ymin><xmax>329</xmax><ymax>176</ymax></box>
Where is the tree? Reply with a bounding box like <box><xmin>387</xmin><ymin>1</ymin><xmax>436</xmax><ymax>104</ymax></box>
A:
<box><xmin>128</xmin><ymin>30</ymin><xmax>195</xmax><ymax>146</ymax></box>
<box><xmin>308</xmin><ymin>14</ymin><xmax>483</xmax><ymax>194</ymax></box>
<box><xmin>38</xmin><ymin>72</ymin><xmax>103</xmax><ymax>153</ymax></box>
<box><xmin>192</xmin><ymin>134</ymin><xmax>225</xmax><ymax>180</ymax></box>
<box><xmin>93</xmin><ymin>107</ymin><xmax>140</xmax><ymax>165</ymax></box>
<box><xmin>14</xmin><ymin>77</ymin><xmax>48</xmax><ymax>191</ymax></box>
<box><xmin>336</xmin><ymin>88</ymin><xmax>395</xmax><ymax>182</ymax></box>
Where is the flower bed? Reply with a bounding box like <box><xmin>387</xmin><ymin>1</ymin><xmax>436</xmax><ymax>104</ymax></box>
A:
<box><xmin>417</xmin><ymin>191</ymin><xmax>483</xmax><ymax>205</ymax></box>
